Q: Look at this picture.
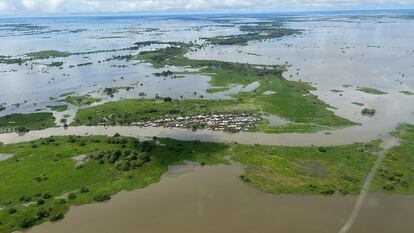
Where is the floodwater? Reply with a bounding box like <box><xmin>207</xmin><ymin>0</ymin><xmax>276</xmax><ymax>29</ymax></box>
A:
<box><xmin>2</xmin><ymin>10</ymin><xmax>414</xmax><ymax>233</ymax></box>
<box><xmin>24</xmin><ymin>162</ymin><xmax>414</xmax><ymax>233</ymax></box>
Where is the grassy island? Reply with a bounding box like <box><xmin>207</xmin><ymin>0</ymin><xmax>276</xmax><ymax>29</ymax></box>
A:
<box><xmin>62</xmin><ymin>95</ymin><xmax>101</xmax><ymax>107</ymax></box>
<box><xmin>357</xmin><ymin>87</ymin><xmax>387</xmax><ymax>95</ymax></box>
<box><xmin>0</xmin><ymin>113</ymin><xmax>55</xmax><ymax>133</ymax></box>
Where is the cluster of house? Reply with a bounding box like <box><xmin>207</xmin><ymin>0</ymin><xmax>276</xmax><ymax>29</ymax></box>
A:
<box><xmin>130</xmin><ymin>113</ymin><xmax>259</xmax><ymax>132</ymax></box>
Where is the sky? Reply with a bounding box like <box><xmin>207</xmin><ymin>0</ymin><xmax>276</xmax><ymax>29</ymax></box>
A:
<box><xmin>0</xmin><ymin>0</ymin><xmax>413</xmax><ymax>16</ymax></box>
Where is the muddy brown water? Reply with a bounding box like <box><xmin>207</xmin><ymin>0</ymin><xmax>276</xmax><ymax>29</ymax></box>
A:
<box><xmin>21</xmin><ymin>162</ymin><xmax>414</xmax><ymax>233</ymax></box>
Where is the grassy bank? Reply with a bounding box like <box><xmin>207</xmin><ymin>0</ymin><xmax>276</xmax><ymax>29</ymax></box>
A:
<box><xmin>0</xmin><ymin>135</ymin><xmax>382</xmax><ymax>232</ymax></box>
<box><xmin>372</xmin><ymin>124</ymin><xmax>414</xmax><ymax>193</ymax></box>
<box><xmin>0</xmin><ymin>113</ymin><xmax>55</xmax><ymax>133</ymax></box>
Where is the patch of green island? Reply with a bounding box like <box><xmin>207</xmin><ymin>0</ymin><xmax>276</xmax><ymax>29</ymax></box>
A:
<box><xmin>357</xmin><ymin>87</ymin><xmax>388</xmax><ymax>95</ymax></box>
<box><xmin>72</xmin><ymin>99</ymin><xmax>252</xmax><ymax>126</ymax></box>
<box><xmin>400</xmin><ymin>91</ymin><xmax>414</xmax><ymax>96</ymax></box>
<box><xmin>206</xmin><ymin>87</ymin><xmax>230</xmax><ymax>93</ymax></box>
<box><xmin>61</xmin><ymin>95</ymin><xmax>102</xmax><ymax>107</ymax></box>
<box><xmin>47</xmin><ymin>105</ymin><xmax>68</xmax><ymax>112</ymax></box>
<box><xmin>94</xmin><ymin>43</ymin><xmax>355</xmax><ymax>133</ymax></box>
<box><xmin>204</xmin><ymin>24</ymin><xmax>301</xmax><ymax>45</ymax></box>
<box><xmin>0</xmin><ymin>41</ymin><xmax>175</xmax><ymax>64</ymax></box>
<box><xmin>26</xmin><ymin>50</ymin><xmax>72</xmax><ymax>59</ymax></box>
<box><xmin>103</xmin><ymin>87</ymin><xmax>133</xmax><ymax>97</ymax></box>
<box><xmin>0</xmin><ymin>133</ymin><xmax>384</xmax><ymax>233</ymax></box>
<box><xmin>0</xmin><ymin>113</ymin><xmax>55</xmax><ymax>133</ymax></box>
<box><xmin>352</xmin><ymin>102</ymin><xmax>364</xmax><ymax>106</ymax></box>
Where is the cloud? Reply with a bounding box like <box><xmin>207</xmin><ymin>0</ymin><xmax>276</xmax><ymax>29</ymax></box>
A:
<box><xmin>0</xmin><ymin>0</ymin><xmax>412</xmax><ymax>15</ymax></box>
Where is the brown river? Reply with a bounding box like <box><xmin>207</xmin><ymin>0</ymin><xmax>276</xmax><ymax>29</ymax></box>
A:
<box><xmin>21</xmin><ymin>162</ymin><xmax>414</xmax><ymax>233</ymax></box>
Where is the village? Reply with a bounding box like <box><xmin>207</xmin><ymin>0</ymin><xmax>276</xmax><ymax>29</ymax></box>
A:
<box><xmin>129</xmin><ymin>113</ymin><xmax>260</xmax><ymax>132</ymax></box>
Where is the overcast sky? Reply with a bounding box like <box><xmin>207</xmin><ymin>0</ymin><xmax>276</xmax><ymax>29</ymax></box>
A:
<box><xmin>0</xmin><ymin>0</ymin><xmax>413</xmax><ymax>16</ymax></box>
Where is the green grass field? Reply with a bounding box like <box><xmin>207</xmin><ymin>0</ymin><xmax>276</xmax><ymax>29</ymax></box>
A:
<box><xmin>72</xmin><ymin>98</ymin><xmax>253</xmax><ymax>126</ymax></box>
<box><xmin>371</xmin><ymin>124</ymin><xmax>414</xmax><ymax>193</ymax></box>
<box><xmin>0</xmin><ymin>113</ymin><xmax>55</xmax><ymax>133</ymax></box>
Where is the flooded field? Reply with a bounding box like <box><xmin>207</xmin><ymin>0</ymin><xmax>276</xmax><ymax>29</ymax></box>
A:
<box><xmin>1</xmin><ymin>10</ymin><xmax>414</xmax><ymax>233</ymax></box>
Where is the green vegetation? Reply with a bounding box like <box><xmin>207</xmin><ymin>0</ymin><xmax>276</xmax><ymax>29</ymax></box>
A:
<box><xmin>400</xmin><ymin>91</ymin><xmax>414</xmax><ymax>96</ymax></box>
<box><xmin>48</xmin><ymin>105</ymin><xmax>68</xmax><ymax>112</ymax></box>
<box><xmin>26</xmin><ymin>50</ymin><xmax>72</xmax><ymax>59</ymax></box>
<box><xmin>103</xmin><ymin>87</ymin><xmax>133</xmax><ymax>97</ymax></box>
<box><xmin>361</xmin><ymin>108</ymin><xmax>376</xmax><ymax>116</ymax></box>
<box><xmin>357</xmin><ymin>87</ymin><xmax>387</xmax><ymax>95</ymax></box>
<box><xmin>0</xmin><ymin>134</ymin><xmax>383</xmax><ymax>232</ymax></box>
<box><xmin>206</xmin><ymin>87</ymin><xmax>230</xmax><ymax>93</ymax></box>
<box><xmin>0</xmin><ymin>113</ymin><xmax>55</xmax><ymax>133</ymax></box>
<box><xmin>62</xmin><ymin>95</ymin><xmax>101</xmax><ymax>107</ymax></box>
<box><xmin>352</xmin><ymin>102</ymin><xmax>364</xmax><ymax>106</ymax></box>
<box><xmin>46</xmin><ymin>61</ymin><xmax>64</xmax><ymax>67</ymax></box>
<box><xmin>233</xmin><ymin>141</ymin><xmax>381</xmax><ymax>195</ymax></box>
<box><xmin>0</xmin><ymin>135</ymin><xmax>228</xmax><ymax>233</ymax></box>
<box><xmin>59</xmin><ymin>92</ymin><xmax>76</xmax><ymax>97</ymax></box>
<box><xmin>72</xmin><ymin>98</ymin><xmax>252</xmax><ymax>126</ymax></box>
<box><xmin>204</xmin><ymin>26</ymin><xmax>300</xmax><ymax>45</ymax></box>
<box><xmin>112</xmin><ymin>44</ymin><xmax>356</xmax><ymax>132</ymax></box>
<box><xmin>372</xmin><ymin>124</ymin><xmax>414</xmax><ymax>194</ymax></box>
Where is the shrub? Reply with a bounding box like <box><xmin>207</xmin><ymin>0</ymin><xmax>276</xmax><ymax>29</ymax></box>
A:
<box><xmin>20</xmin><ymin>217</ymin><xmax>37</xmax><ymax>228</ymax></box>
<box><xmin>42</xmin><ymin>192</ymin><xmax>53</xmax><ymax>199</ymax></box>
<box><xmin>321</xmin><ymin>188</ymin><xmax>335</xmax><ymax>195</ymax></box>
<box><xmin>80</xmin><ymin>187</ymin><xmax>90</xmax><ymax>193</ymax></box>
<box><xmin>240</xmin><ymin>175</ymin><xmax>250</xmax><ymax>182</ymax></box>
<box><xmin>8</xmin><ymin>208</ymin><xmax>17</xmax><ymax>214</ymax></box>
<box><xmin>36</xmin><ymin>208</ymin><xmax>50</xmax><ymax>220</ymax></box>
<box><xmin>68</xmin><ymin>193</ymin><xmax>77</xmax><ymax>200</ymax></box>
<box><xmin>318</xmin><ymin>147</ymin><xmax>327</xmax><ymax>153</ymax></box>
<box><xmin>37</xmin><ymin>199</ymin><xmax>45</xmax><ymax>205</ymax></box>
<box><xmin>93</xmin><ymin>194</ymin><xmax>111</xmax><ymax>202</ymax></box>
<box><xmin>50</xmin><ymin>213</ymin><xmax>65</xmax><ymax>222</ymax></box>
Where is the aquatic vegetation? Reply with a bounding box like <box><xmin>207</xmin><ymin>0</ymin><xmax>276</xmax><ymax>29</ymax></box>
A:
<box><xmin>352</xmin><ymin>102</ymin><xmax>364</xmax><ymax>106</ymax></box>
<box><xmin>357</xmin><ymin>87</ymin><xmax>387</xmax><ymax>95</ymax></box>
<box><xmin>0</xmin><ymin>113</ymin><xmax>55</xmax><ymax>133</ymax></box>
<box><xmin>103</xmin><ymin>87</ymin><xmax>133</xmax><ymax>97</ymax></box>
<box><xmin>400</xmin><ymin>91</ymin><xmax>414</xmax><ymax>95</ymax></box>
<box><xmin>47</xmin><ymin>105</ymin><xmax>68</xmax><ymax>112</ymax></box>
<box><xmin>206</xmin><ymin>87</ymin><xmax>230</xmax><ymax>93</ymax></box>
<box><xmin>62</xmin><ymin>95</ymin><xmax>101</xmax><ymax>107</ymax></box>
<box><xmin>26</xmin><ymin>50</ymin><xmax>72</xmax><ymax>59</ymax></box>
<box><xmin>361</xmin><ymin>108</ymin><xmax>376</xmax><ymax>116</ymax></box>
<box><xmin>46</xmin><ymin>61</ymin><xmax>64</xmax><ymax>67</ymax></box>
<box><xmin>372</xmin><ymin>124</ymin><xmax>414</xmax><ymax>194</ymax></box>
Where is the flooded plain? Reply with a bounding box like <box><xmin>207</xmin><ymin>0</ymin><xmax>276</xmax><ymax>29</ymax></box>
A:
<box><xmin>1</xmin><ymin>11</ymin><xmax>414</xmax><ymax>233</ymax></box>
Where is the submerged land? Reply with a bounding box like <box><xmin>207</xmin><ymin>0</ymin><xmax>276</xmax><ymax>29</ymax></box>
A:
<box><xmin>0</xmin><ymin>11</ymin><xmax>414</xmax><ymax>233</ymax></box>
